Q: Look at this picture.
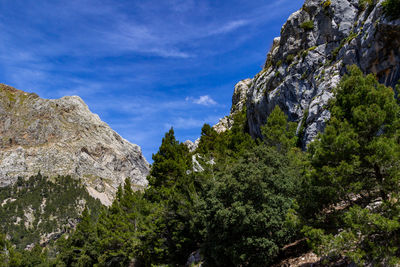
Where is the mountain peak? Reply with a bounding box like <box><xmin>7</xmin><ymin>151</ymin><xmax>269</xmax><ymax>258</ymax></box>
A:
<box><xmin>0</xmin><ymin>84</ymin><xmax>149</xmax><ymax>205</ymax></box>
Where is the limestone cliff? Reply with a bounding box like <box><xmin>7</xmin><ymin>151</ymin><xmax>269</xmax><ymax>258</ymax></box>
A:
<box><xmin>213</xmin><ymin>78</ymin><xmax>252</xmax><ymax>133</ymax></box>
<box><xmin>244</xmin><ymin>0</ymin><xmax>400</xmax><ymax>146</ymax></box>
<box><xmin>0</xmin><ymin>84</ymin><xmax>149</xmax><ymax>206</ymax></box>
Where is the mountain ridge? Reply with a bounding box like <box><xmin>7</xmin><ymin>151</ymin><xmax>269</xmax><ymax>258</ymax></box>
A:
<box><xmin>0</xmin><ymin>83</ymin><xmax>149</xmax><ymax>206</ymax></box>
<box><xmin>217</xmin><ymin>0</ymin><xmax>400</xmax><ymax>147</ymax></box>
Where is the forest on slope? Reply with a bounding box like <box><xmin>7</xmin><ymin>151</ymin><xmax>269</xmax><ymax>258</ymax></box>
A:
<box><xmin>1</xmin><ymin>0</ymin><xmax>400</xmax><ymax>265</ymax></box>
<box><xmin>1</xmin><ymin>65</ymin><xmax>400</xmax><ymax>266</ymax></box>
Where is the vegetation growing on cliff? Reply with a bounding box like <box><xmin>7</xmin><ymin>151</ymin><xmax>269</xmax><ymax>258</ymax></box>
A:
<box><xmin>0</xmin><ymin>174</ymin><xmax>102</xmax><ymax>250</ymax></box>
<box><xmin>1</xmin><ymin>66</ymin><xmax>400</xmax><ymax>266</ymax></box>
<box><xmin>382</xmin><ymin>0</ymin><xmax>400</xmax><ymax>20</ymax></box>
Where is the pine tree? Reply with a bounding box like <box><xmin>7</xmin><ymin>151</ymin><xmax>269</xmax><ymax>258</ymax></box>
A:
<box><xmin>303</xmin><ymin>66</ymin><xmax>400</xmax><ymax>265</ymax></box>
<box><xmin>199</xmin><ymin>108</ymin><xmax>302</xmax><ymax>266</ymax></box>
<box><xmin>144</xmin><ymin>128</ymin><xmax>197</xmax><ymax>265</ymax></box>
<box><xmin>306</xmin><ymin>65</ymin><xmax>400</xmax><ymax>212</ymax></box>
<box><xmin>261</xmin><ymin>105</ymin><xmax>298</xmax><ymax>152</ymax></box>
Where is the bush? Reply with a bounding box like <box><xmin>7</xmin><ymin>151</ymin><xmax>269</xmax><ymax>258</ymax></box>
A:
<box><xmin>199</xmin><ymin>106</ymin><xmax>302</xmax><ymax>266</ymax></box>
<box><xmin>382</xmin><ymin>0</ymin><xmax>400</xmax><ymax>20</ymax></box>
<box><xmin>359</xmin><ymin>0</ymin><xmax>374</xmax><ymax>10</ymax></box>
<box><xmin>322</xmin><ymin>0</ymin><xmax>332</xmax><ymax>8</ymax></box>
<box><xmin>201</xmin><ymin>145</ymin><xmax>301</xmax><ymax>266</ymax></box>
<box><xmin>286</xmin><ymin>54</ymin><xmax>295</xmax><ymax>64</ymax></box>
<box><xmin>300</xmin><ymin>20</ymin><xmax>314</xmax><ymax>31</ymax></box>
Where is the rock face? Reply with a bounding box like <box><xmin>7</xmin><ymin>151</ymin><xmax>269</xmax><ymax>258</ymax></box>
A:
<box><xmin>0</xmin><ymin>84</ymin><xmax>149</xmax><ymax>206</ymax></box>
<box><xmin>213</xmin><ymin>78</ymin><xmax>252</xmax><ymax>133</ymax></box>
<box><xmin>245</xmin><ymin>0</ymin><xmax>400</xmax><ymax>146</ymax></box>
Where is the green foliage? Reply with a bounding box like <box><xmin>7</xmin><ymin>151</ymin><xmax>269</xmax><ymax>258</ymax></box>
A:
<box><xmin>147</xmin><ymin>127</ymin><xmax>192</xmax><ymax>195</ymax></box>
<box><xmin>359</xmin><ymin>0</ymin><xmax>374</xmax><ymax>10</ymax></box>
<box><xmin>0</xmin><ymin>233</ymin><xmax>22</xmax><ymax>267</ymax></box>
<box><xmin>286</xmin><ymin>54</ymin><xmax>295</xmax><ymax>64</ymax></box>
<box><xmin>306</xmin><ymin>65</ymin><xmax>400</xmax><ymax>211</ymax></box>
<box><xmin>199</xmin><ymin>143</ymin><xmax>302</xmax><ymax>266</ymax></box>
<box><xmin>303</xmin><ymin>65</ymin><xmax>400</xmax><ymax>264</ymax></box>
<box><xmin>382</xmin><ymin>0</ymin><xmax>400</xmax><ymax>20</ymax></box>
<box><xmin>197</xmin><ymin>110</ymin><xmax>255</xmax><ymax>164</ymax></box>
<box><xmin>296</xmin><ymin>108</ymin><xmax>309</xmax><ymax>148</ymax></box>
<box><xmin>5</xmin><ymin>65</ymin><xmax>400</xmax><ymax>267</ymax></box>
<box><xmin>305</xmin><ymin>204</ymin><xmax>400</xmax><ymax>265</ymax></box>
<box><xmin>196</xmin><ymin>106</ymin><xmax>302</xmax><ymax>266</ymax></box>
<box><xmin>143</xmin><ymin>128</ymin><xmax>198</xmax><ymax>265</ymax></box>
<box><xmin>58</xmin><ymin>128</ymin><xmax>203</xmax><ymax>266</ymax></box>
<box><xmin>0</xmin><ymin>173</ymin><xmax>102</xmax><ymax>250</ymax></box>
<box><xmin>261</xmin><ymin>106</ymin><xmax>298</xmax><ymax>152</ymax></box>
<box><xmin>0</xmin><ymin>233</ymin><xmax>55</xmax><ymax>267</ymax></box>
<box><xmin>58</xmin><ymin>178</ymin><xmax>162</xmax><ymax>267</ymax></box>
<box><xmin>322</xmin><ymin>0</ymin><xmax>332</xmax><ymax>8</ymax></box>
<box><xmin>300</xmin><ymin>20</ymin><xmax>314</xmax><ymax>31</ymax></box>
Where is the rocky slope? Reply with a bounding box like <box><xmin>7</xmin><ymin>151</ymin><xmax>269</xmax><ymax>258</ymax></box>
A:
<box><xmin>234</xmin><ymin>0</ymin><xmax>399</xmax><ymax>146</ymax></box>
<box><xmin>213</xmin><ymin>78</ymin><xmax>253</xmax><ymax>133</ymax></box>
<box><xmin>0</xmin><ymin>84</ymin><xmax>149</xmax><ymax>206</ymax></box>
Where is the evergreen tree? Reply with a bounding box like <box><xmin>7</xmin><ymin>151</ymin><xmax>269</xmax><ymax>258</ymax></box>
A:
<box><xmin>147</xmin><ymin>127</ymin><xmax>192</xmax><ymax>196</ymax></box>
<box><xmin>144</xmin><ymin>128</ymin><xmax>197</xmax><ymax>265</ymax></box>
<box><xmin>200</xmin><ymin>145</ymin><xmax>301</xmax><ymax>266</ymax></box>
<box><xmin>261</xmin><ymin>105</ymin><xmax>298</xmax><ymax>152</ymax></box>
<box><xmin>305</xmin><ymin>65</ymin><xmax>400</xmax><ymax>213</ymax></box>
<box><xmin>199</xmin><ymin>108</ymin><xmax>302</xmax><ymax>266</ymax></box>
<box><xmin>303</xmin><ymin>66</ymin><xmax>400</xmax><ymax>265</ymax></box>
<box><xmin>57</xmin><ymin>206</ymin><xmax>99</xmax><ymax>266</ymax></box>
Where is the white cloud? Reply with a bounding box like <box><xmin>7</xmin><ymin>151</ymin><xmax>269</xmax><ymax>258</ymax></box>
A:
<box><xmin>209</xmin><ymin>20</ymin><xmax>249</xmax><ymax>35</ymax></box>
<box><xmin>186</xmin><ymin>95</ymin><xmax>217</xmax><ymax>106</ymax></box>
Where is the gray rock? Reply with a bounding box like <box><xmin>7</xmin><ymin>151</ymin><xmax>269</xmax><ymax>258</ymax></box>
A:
<box><xmin>246</xmin><ymin>0</ymin><xmax>400</xmax><ymax>147</ymax></box>
<box><xmin>186</xmin><ymin>249</ymin><xmax>203</xmax><ymax>267</ymax></box>
<box><xmin>184</xmin><ymin>138</ymin><xmax>200</xmax><ymax>153</ymax></box>
<box><xmin>213</xmin><ymin>78</ymin><xmax>252</xmax><ymax>133</ymax></box>
<box><xmin>0</xmin><ymin>84</ymin><xmax>150</xmax><ymax>206</ymax></box>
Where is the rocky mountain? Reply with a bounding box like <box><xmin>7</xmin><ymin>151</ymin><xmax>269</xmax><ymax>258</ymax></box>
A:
<box><xmin>213</xmin><ymin>78</ymin><xmax>252</xmax><ymax>133</ymax></box>
<box><xmin>222</xmin><ymin>0</ymin><xmax>399</xmax><ymax>147</ymax></box>
<box><xmin>0</xmin><ymin>84</ymin><xmax>149</xmax><ymax>206</ymax></box>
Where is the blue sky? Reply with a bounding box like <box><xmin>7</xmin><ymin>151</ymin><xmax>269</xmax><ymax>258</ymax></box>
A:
<box><xmin>0</xmin><ymin>0</ymin><xmax>304</xmax><ymax>163</ymax></box>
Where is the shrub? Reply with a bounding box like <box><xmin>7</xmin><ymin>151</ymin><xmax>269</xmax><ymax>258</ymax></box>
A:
<box><xmin>286</xmin><ymin>54</ymin><xmax>295</xmax><ymax>64</ymax></box>
<box><xmin>300</xmin><ymin>20</ymin><xmax>314</xmax><ymax>31</ymax></box>
<box><xmin>322</xmin><ymin>0</ymin><xmax>332</xmax><ymax>8</ymax></box>
<box><xmin>382</xmin><ymin>0</ymin><xmax>400</xmax><ymax>20</ymax></box>
<box><xmin>201</xmin><ymin>114</ymin><xmax>301</xmax><ymax>266</ymax></box>
<box><xmin>358</xmin><ymin>0</ymin><xmax>373</xmax><ymax>10</ymax></box>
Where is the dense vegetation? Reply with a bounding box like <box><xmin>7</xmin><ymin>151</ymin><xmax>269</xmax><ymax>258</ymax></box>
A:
<box><xmin>303</xmin><ymin>66</ymin><xmax>400</xmax><ymax>265</ymax></box>
<box><xmin>0</xmin><ymin>174</ymin><xmax>102</xmax><ymax>250</ymax></box>
<box><xmin>382</xmin><ymin>0</ymin><xmax>400</xmax><ymax>20</ymax></box>
<box><xmin>1</xmin><ymin>66</ymin><xmax>400</xmax><ymax>266</ymax></box>
<box><xmin>0</xmin><ymin>174</ymin><xmax>102</xmax><ymax>266</ymax></box>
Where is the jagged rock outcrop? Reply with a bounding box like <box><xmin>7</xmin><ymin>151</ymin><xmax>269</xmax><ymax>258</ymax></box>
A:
<box><xmin>0</xmin><ymin>84</ymin><xmax>149</xmax><ymax>205</ymax></box>
<box><xmin>246</xmin><ymin>0</ymin><xmax>400</xmax><ymax>146</ymax></box>
<box><xmin>213</xmin><ymin>78</ymin><xmax>252</xmax><ymax>133</ymax></box>
<box><xmin>185</xmin><ymin>78</ymin><xmax>252</xmax><ymax>152</ymax></box>
<box><xmin>184</xmin><ymin>139</ymin><xmax>200</xmax><ymax>153</ymax></box>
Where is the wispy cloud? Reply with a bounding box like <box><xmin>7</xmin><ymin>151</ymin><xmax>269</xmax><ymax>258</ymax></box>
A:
<box><xmin>186</xmin><ymin>95</ymin><xmax>217</xmax><ymax>106</ymax></box>
<box><xmin>0</xmin><ymin>0</ymin><xmax>305</xmax><ymax>162</ymax></box>
<box><xmin>209</xmin><ymin>20</ymin><xmax>250</xmax><ymax>35</ymax></box>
